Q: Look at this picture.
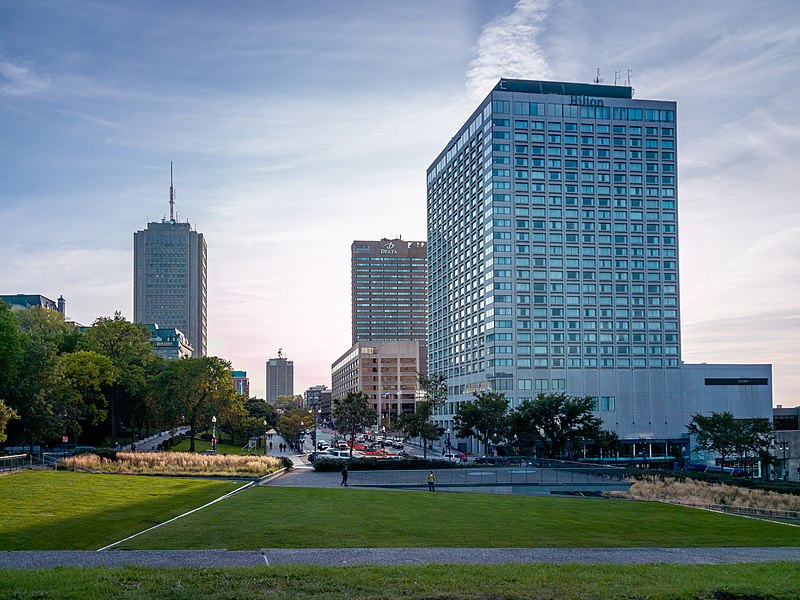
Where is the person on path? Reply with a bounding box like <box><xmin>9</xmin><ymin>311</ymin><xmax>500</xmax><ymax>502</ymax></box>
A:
<box><xmin>130</xmin><ymin>443</ymin><xmax>136</xmax><ymax>452</ymax></box>
<box><xmin>340</xmin><ymin>465</ymin><xmax>349</xmax><ymax>487</ymax></box>
<box><xmin>427</xmin><ymin>471</ymin><xmax>436</xmax><ymax>492</ymax></box>
<box><xmin>269</xmin><ymin>441</ymin><xmax>273</xmax><ymax>451</ymax></box>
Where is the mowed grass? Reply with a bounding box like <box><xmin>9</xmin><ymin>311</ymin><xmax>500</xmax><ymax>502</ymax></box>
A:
<box><xmin>2</xmin><ymin>563</ymin><xmax>800</xmax><ymax>600</ymax></box>
<box><xmin>0</xmin><ymin>470</ymin><xmax>240</xmax><ymax>550</ymax></box>
<box><xmin>120</xmin><ymin>486</ymin><xmax>800</xmax><ymax>550</ymax></box>
<box><xmin>170</xmin><ymin>438</ymin><xmax>267</xmax><ymax>455</ymax></box>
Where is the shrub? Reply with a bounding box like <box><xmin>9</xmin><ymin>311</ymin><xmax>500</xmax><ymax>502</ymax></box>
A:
<box><xmin>94</xmin><ymin>448</ymin><xmax>118</xmax><ymax>462</ymax></box>
<box><xmin>625</xmin><ymin>467</ymin><xmax>800</xmax><ymax>497</ymax></box>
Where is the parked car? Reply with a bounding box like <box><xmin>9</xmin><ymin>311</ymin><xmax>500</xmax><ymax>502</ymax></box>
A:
<box><xmin>440</xmin><ymin>453</ymin><xmax>466</xmax><ymax>463</ymax></box>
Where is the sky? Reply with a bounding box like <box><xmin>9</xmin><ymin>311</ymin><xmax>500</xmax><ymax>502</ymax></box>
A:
<box><xmin>1</xmin><ymin>0</ymin><xmax>798</xmax><ymax>406</ymax></box>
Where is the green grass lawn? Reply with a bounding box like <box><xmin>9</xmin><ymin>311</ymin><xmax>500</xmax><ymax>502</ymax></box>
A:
<box><xmin>2</xmin><ymin>563</ymin><xmax>799</xmax><ymax>600</ymax></box>
<box><xmin>169</xmin><ymin>438</ymin><xmax>269</xmax><ymax>455</ymax></box>
<box><xmin>120</xmin><ymin>486</ymin><xmax>800</xmax><ymax>550</ymax></box>
<box><xmin>0</xmin><ymin>470</ymin><xmax>240</xmax><ymax>550</ymax></box>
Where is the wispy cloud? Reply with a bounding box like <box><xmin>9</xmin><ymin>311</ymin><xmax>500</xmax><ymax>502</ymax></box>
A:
<box><xmin>466</xmin><ymin>0</ymin><xmax>552</xmax><ymax>101</ymax></box>
<box><xmin>0</xmin><ymin>60</ymin><xmax>49</xmax><ymax>96</ymax></box>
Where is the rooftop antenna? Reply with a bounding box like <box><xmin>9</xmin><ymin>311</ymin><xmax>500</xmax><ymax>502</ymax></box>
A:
<box><xmin>614</xmin><ymin>70</ymin><xmax>621</xmax><ymax>85</ymax></box>
<box><xmin>627</xmin><ymin>69</ymin><xmax>635</xmax><ymax>96</ymax></box>
<box><xmin>278</xmin><ymin>347</ymin><xmax>283</xmax><ymax>359</ymax></box>
<box><xmin>169</xmin><ymin>162</ymin><xmax>175</xmax><ymax>222</ymax></box>
<box><xmin>593</xmin><ymin>68</ymin><xmax>602</xmax><ymax>84</ymax></box>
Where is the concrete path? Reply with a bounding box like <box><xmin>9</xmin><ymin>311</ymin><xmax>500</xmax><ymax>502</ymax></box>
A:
<box><xmin>1</xmin><ymin>547</ymin><xmax>798</xmax><ymax>569</ymax></box>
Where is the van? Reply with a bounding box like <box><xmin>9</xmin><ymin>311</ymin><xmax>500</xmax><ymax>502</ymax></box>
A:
<box><xmin>326</xmin><ymin>449</ymin><xmax>351</xmax><ymax>459</ymax></box>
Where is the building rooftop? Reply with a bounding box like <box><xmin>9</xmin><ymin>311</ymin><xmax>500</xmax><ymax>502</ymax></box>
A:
<box><xmin>494</xmin><ymin>78</ymin><xmax>633</xmax><ymax>99</ymax></box>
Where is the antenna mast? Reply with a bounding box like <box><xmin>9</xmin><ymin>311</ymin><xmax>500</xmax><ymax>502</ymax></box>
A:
<box><xmin>169</xmin><ymin>162</ymin><xmax>175</xmax><ymax>222</ymax></box>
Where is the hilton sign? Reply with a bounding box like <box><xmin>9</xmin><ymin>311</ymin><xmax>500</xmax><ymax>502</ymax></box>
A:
<box><xmin>569</xmin><ymin>95</ymin><xmax>604</xmax><ymax>107</ymax></box>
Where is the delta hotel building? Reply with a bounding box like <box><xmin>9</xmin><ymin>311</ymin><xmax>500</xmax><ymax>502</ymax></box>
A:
<box><xmin>427</xmin><ymin>79</ymin><xmax>771</xmax><ymax>458</ymax></box>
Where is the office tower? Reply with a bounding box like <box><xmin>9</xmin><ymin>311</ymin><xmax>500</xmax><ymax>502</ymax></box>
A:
<box><xmin>265</xmin><ymin>350</ymin><xmax>294</xmax><ymax>404</ymax></box>
<box><xmin>303</xmin><ymin>384</ymin><xmax>328</xmax><ymax>410</ymax></box>
<box><xmin>133</xmin><ymin>170</ymin><xmax>207</xmax><ymax>356</ymax></box>
<box><xmin>351</xmin><ymin>238</ymin><xmax>427</xmax><ymax>345</ymax></box>
<box><xmin>331</xmin><ymin>340</ymin><xmax>426</xmax><ymax>426</ymax></box>
<box><xmin>427</xmin><ymin>79</ymin><xmax>770</xmax><ymax>451</ymax></box>
<box><xmin>232</xmin><ymin>371</ymin><xmax>250</xmax><ymax>396</ymax></box>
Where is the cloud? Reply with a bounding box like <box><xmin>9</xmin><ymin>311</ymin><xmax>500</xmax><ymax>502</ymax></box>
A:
<box><xmin>0</xmin><ymin>60</ymin><xmax>49</xmax><ymax>96</ymax></box>
<box><xmin>466</xmin><ymin>0</ymin><xmax>553</xmax><ymax>101</ymax></box>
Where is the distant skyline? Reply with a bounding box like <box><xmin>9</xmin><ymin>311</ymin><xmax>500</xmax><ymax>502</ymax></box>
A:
<box><xmin>1</xmin><ymin>1</ymin><xmax>798</xmax><ymax>405</ymax></box>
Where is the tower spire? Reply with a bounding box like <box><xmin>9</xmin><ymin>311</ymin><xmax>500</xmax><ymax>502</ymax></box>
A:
<box><xmin>169</xmin><ymin>162</ymin><xmax>175</xmax><ymax>222</ymax></box>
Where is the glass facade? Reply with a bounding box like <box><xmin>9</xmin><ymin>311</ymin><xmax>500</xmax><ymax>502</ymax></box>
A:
<box><xmin>427</xmin><ymin>79</ymin><xmax>679</xmax><ymax>415</ymax></box>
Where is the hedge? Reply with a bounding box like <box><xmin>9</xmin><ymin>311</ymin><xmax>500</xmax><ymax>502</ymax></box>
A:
<box><xmin>625</xmin><ymin>467</ymin><xmax>800</xmax><ymax>496</ymax></box>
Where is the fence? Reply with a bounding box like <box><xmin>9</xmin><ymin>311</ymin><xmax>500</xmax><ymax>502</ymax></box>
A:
<box><xmin>349</xmin><ymin>465</ymin><xmax>629</xmax><ymax>490</ymax></box>
<box><xmin>655</xmin><ymin>498</ymin><xmax>800</xmax><ymax>521</ymax></box>
<box><xmin>0</xmin><ymin>454</ymin><xmax>29</xmax><ymax>472</ymax></box>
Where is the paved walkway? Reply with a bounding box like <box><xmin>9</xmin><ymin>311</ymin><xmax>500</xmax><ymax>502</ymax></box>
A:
<box><xmin>1</xmin><ymin>547</ymin><xmax>798</xmax><ymax>569</ymax></box>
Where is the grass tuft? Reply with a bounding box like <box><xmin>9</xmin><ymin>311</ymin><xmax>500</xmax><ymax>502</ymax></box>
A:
<box><xmin>64</xmin><ymin>451</ymin><xmax>285</xmax><ymax>477</ymax></box>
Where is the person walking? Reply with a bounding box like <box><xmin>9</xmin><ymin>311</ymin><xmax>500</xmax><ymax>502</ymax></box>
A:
<box><xmin>340</xmin><ymin>465</ymin><xmax>349</xmax><ymax>487</ymax></box>
<box><xmin>427</xmin><ymin>470</ymin><xmax>436</xmax><ymax>492</ymax></box>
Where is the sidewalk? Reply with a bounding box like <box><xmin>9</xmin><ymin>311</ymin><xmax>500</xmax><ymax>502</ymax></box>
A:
<box><xmin>1</xmin><ymin>547</ymin><xmax>798</xmax><ymax>569</ymax></box>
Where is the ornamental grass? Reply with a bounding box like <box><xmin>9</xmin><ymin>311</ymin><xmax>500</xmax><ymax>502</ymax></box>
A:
<box><xmin>612</xmin><ymin>474</ymin><xmax>800</xmax><ymax>512</ymax></box>
<box><xmin>64</xmin><ymin>451</ymin><xmax>285</xmax><ymax>478</ymax></box>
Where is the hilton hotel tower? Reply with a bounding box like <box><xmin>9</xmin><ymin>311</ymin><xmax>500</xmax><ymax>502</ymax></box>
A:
<box><xmin>426</xmin><ymin>79</ymin><xmax>771</xmax><ymax>449</ymax></box>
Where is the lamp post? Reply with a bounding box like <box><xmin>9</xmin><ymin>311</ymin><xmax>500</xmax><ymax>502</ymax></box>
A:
<box><xmin>779</xmin><ymin>439</ymin><xmax>789</xmax><ymax>480</ymax></box>
<box><xmin>300</xmin><ymin>420</ymin><xmax>305</xmax><ymax>453</ymax></box>
<box><xmin>211</xmin><ymin>415</ymin><xmax>217</xmax><ymax>453</ymax></box>
<box><xmin>446</xmin><ymin>427</ymin><xmax>452</xmax><ymax>456</ymax></box>
<box><xmin>263</xmin><ymin>419</ymin><xmax>268</xmax><ymax>456</ymax></box>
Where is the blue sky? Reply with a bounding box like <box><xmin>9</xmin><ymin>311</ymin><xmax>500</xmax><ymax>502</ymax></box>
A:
<box><xmin>1</xmin><ymin>0</ymin><xmax>798</xmax><ymax>405</ymax></box>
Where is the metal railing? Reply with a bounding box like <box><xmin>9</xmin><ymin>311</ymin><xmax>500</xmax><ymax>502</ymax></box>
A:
<box><xmin>349</xmin><ymin>465</ymin><xmax>629</xmax><ymax>488</ymax></box>
<box><xmin>0</xmin><ymin>454</ymin><xmax>30</xmax><ymax>472</ymax></box>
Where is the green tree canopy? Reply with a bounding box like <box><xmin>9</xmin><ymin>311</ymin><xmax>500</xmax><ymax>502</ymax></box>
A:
<box><xmin>394</xmin><ymin>372</ymin><xmax>448</xmax><ymax>459</ymax></box>
<box><xmin>149</xmin><ymin>356</ymin><xmax>239</xmax><ymax>452</ymax></box>
<box><xmin>54</xmin><ymin>350</ymin><xmax>118</xmax><ymax>437</ymax></box>
<box><xmin>78</xmin><ymin>313</ymin><xmax>154</xmax><ymax>442</ymax></box>
<box><xmin>454</xmin><ymin>391</ymin><xmax>510</xmax><ymax>452</ymax></box>
<box><xmin>511</xmin><ymin>392</ymin><xmax>603</xmax><ymax>459</ymax></box>
<box><xmin>332</xmin><ymin>391</ymin><xmax>376</xmax><ymax>456</ymax></box>
<box><xmin>688</xmin><ymin>412</ymin><xmax>773</xmax><ymax>468</ymax></box>
<box><xmin>0</xmin><ymin>300</ymin><xmax>23</xmax><ymax>389</ymax></box>
<box><xmin>5</xmin><ymin>307</ymin><xmax>77</xmax><ymax>451</ymax></box>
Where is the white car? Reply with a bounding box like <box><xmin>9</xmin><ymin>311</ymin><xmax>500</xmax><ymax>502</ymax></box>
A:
<box><xmin>441</xmin><ymin>453</ymin><xmax>465</xmax><ymax>463</ymax></box>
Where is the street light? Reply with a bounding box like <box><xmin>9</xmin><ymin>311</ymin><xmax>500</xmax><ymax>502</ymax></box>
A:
<box><xmin>300</xmin><ymin>420</ymin><xmax>305</xmax><ymax>452</ymax></box>
<box><xmin>263</xmin><ymin>419</ymin><xmax>268</xmax><ymax>456</ymax></box>
<box><xmin>211</xmin><ymin>415</ymin><xmax>217</xmax><ymax>453</ymax></box>
<box><xmin>446</xmin><ymin>427</ymin><xmax>452</xmax><ymax>456</ymax></box>
<box><xmin>779</xmin><ymin>439</ymin><xmax>789</xmax><ymax>481</ymax></box>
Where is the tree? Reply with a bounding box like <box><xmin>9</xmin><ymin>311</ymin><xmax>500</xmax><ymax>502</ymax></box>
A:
<box><xmin>150</xmin><ymin>356</ymin><xmax>238</xmax><ymax>452</ymax></box>
<box><xmin>0</xmin><ymin>400</ymin><xmax>18</xmax><ymax>444</ymax></box>
<box><xmin>0</xmin><ymin>300</ymin><xmax>23</xmax><ymax>389</ymax></box>
<box><xmin>223</xmin><ymin>397</ymin><xmax>277</xmax><ymax>445</ymax></box>
<box><xmin>54</xmin><ymin>350</ymin><xmax>118</xmax><ymax>440</ymax></box>
<box><xmin>395</xmin><ymin>372</ymin><xmax>449</xmax><ymax>459</ymax></box>
<box><xmin>686</xmin><ymin>412</ymin><xmax>740</xmax><ymax>468</ymax></box>
<box><xmin>454</xmin><ymin>391</ymin><xmax>510</xmax><ymax>454</ymax></box>
<box><xmin>5</xmin><ymin>307</ymin><xmax>78</xmax><ymax>452</ymax></box>
<box><xmin>78</xmin><ymin>314</ymin><xmax>154</xmax><ymax>443</ymax></box>
<box><xmin>278</xmin><ymin>407</ymin><xmax>313</xmax><ymax>449</ymax></box>
<box><xmin>274</xmin><ymin>394</ymin><xmax>303</xmax><ymax>411</ymax></box>
<box><xmin>332</xmin><ymin>391</ymin><xmax>376</xmax><ymax>457</ymax></box>
<box><xmin>511</xmin><ymin>392</ymin><xmax>603</xmax><ymax>459</ymax></box>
